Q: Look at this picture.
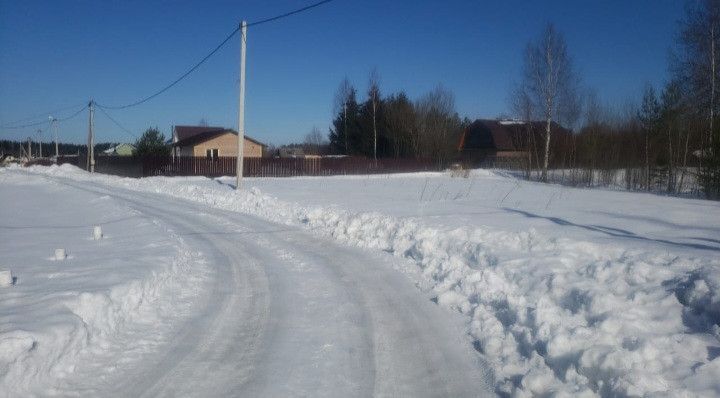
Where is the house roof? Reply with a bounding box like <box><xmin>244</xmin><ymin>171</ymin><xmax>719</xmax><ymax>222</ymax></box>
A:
<box><xmin>172</xmin><ymin>126</ymin><xmax>267</xmax><ymax>148</ymax></box>
<box><xmin>174</xmin><ymin>125</ymin><xmax>226</xmax><ymax>141</ymax></box>
<box><xmin>459</xmin><ymin>119</ymin><xmax>570</xmax><ymax>151</ymax></box>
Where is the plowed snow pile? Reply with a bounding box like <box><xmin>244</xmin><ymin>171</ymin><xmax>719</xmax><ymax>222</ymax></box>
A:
<box><xmin>23</xmin><ymin>164</ymin><xmax>720</xmax><ymax>396</ymax></box>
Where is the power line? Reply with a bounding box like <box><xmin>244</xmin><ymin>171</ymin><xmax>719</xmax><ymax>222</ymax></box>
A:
<box><xmin>2</xmin><ymin>104</ymin><xmax>88</xmax><ymax>130</ymax></box>
<box><xmin>247</xmin><ymin>0</ymin><xmax>334</xmax><ymax>27</ymax></box>
<box><xmin>0</xmin><ymin>102</ymin><xmax>87</xmax><ymax>128</ymax></box>
<box><xmin>57</xmin><ymin>105</ymin><xmax>89</xmax><ymax>122</ymax></box>
<box><xmin>95</xmin><ymin>0</ymin><xmax>335</xmax><ymax>110</ymax></box>
<box><xmin>94</xmin><ymin>26</ymin><xmax>240</xmax><ymax>110</ymax></box>
<box><xmin>95</xmin><ymin>106</ymin><xmax>138</xmax><ymax>140</ymax></box>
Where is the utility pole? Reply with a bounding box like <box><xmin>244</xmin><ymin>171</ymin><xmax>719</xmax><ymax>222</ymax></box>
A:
<box><xmin>37</xmin><ymin>129</ymin><xmax>43</xmax><ymax>158</ymax></box>
<box><xmin>50</xmin><ymin>116</ymin><xmax>59</xmax><ymax>160</ymax></box>
<box><xmin>236</xmin><ymin>20</ymin><xmax>247</xmax><ymax>190</ymax></box>
<box><xmin>87</xmin><ymin>100</ymin><xmax>95</xmax><ymax>172</ymax></box>
<box><xmin>27</xmin><ymin>137</ymin><xmax>32</xmax><ymax>159</ymax></box>
<box><xmin>372</xmin><ymin>97</ymin><xmax>377</xmax><ymax>160</ymax></box>
<box><xmin>344</xmin><ymin>102</ymin><xmax>348</xmax><ymax>154</ymax></box>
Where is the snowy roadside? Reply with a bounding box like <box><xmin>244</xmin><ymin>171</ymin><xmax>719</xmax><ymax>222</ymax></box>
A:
<box><xmin>20</xmin><ymin>164</ymin><xmax>720</xmax><ymax>396</ymax></box>
<box><xmin>0</xmin><ymin>170</ymin><xmax>210</xmax><ymax>396</ymax></box>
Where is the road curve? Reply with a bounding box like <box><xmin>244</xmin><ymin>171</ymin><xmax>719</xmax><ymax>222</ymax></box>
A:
<box><xmin>55</xmin><ymin>177</ymin><xmax>495</xmax><ymax>397</ymax></box>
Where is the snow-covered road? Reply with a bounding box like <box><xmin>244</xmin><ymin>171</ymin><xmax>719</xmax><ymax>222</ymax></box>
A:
<box><xmin>5</xmin><ymin>165</ymin><xmax>719</xmax><ymax>396</ymax></box>
<box><xmin>43</xmin><ymin>176</ymin><xmax>494</xmax><ymax>396</ymax></box>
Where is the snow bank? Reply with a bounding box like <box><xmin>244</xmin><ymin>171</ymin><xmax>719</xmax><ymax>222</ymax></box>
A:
<box><xmin>0</xmin><ymin>169</ymin><xmax>210</xmax><ymax>396</ymax></box>
<box><xmin>22</xmin><ymin>164</ymin><xmax>720</xmax><ymax>396</ymax></box>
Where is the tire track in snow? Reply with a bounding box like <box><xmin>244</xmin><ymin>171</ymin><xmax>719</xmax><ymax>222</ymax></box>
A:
<box><xmin>51</xmin><ymin>177</ymin><xmax>494</xmax><ymax>397</ymax></box>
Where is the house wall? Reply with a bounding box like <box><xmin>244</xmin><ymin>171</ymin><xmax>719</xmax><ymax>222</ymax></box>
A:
<box><xmin>178</xmin><ymin>147</ymin><xmax>194</xmax><ymax>157</ymax></box>
<box><xmin>115</xmin><ymin>144</ymin><xmax>134</xmax><ymax>156</ymax></box>
<box><xmin>186</xmin><ymin>132</ymin><xmax>263</xmax><ymax>158</ymax></box>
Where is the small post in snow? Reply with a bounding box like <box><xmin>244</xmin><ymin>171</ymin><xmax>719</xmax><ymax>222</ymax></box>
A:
<box><xmin>93</xmin><ymin>226</ymin><xmax>103</xmax><ymax>240</ymax></box>
<box><xmin>0</xmin><ymin>269</ymin><xmax>13</xmax><ymax>287</ymax></box>
<box><xmin>236</xmin><ymin>20</ymin><xmax>247</xmax><ymax>190</ymax></box>
<box><xmin>54</xmin><ymin>248</ymin><xmax>67</xmax><ymax>261</ymax></box>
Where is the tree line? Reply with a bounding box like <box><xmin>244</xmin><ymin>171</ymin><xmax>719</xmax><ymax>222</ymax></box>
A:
<box><xmin>507</xmin><ymin>0</ymin><xmax>720</xmax><ymax>199</ymax></box>
<box><xmin>318</xmin><ymin>1</ymin><xmax>719</xmax><ymax>199</ymax></box>
<box><xmin>0</xmin><ymin>140</ymin><xmax>118</xmax><ymax>158</ymax></box>
<box><xmin>324</xmin><ymin>71</ymin><xmax>469</xmax><ymax>167</ymax></box>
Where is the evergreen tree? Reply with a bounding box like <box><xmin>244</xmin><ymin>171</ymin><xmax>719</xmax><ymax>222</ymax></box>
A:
<box><xmin>328</xmin><ymin>87</ymin><xmax>361</xmax><ymax>155</ymax></box>
<box><xmin>134</xmin><ymin>127</ymin><xmax>170</xmax><ymax>157</ymax></box>
<box><xmin>384</xmin><ymin>92</ymin><xmax>416</xmax><ymax>158</ymax></box>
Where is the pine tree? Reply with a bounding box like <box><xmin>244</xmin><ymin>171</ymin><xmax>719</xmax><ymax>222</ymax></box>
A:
<box><xmin>134</xmin><ymin>127</ymin><xmax>170</xmax><ymax>157</ymax></box>
<box><xmin>328</xmin><ymin>88</ymin><xmax>361</xmax><ymax>155</ymax></box>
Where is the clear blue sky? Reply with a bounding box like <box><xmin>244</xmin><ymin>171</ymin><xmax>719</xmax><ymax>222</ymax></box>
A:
<box><xmin>0</xmin><ymin>0</ymin><xmax>683</xmax><ymax>146</ymax></box>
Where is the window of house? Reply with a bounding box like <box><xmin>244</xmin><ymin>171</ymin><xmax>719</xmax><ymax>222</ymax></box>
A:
<box><xmin>206</xmin><ymin>148</ymin><xmax>219</xmax><ymax>160</ymax></box>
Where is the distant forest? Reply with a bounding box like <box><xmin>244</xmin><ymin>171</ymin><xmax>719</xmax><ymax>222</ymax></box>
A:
<box><xmin>319</xmin><ymin>1</ymin><xmax>720</xmax><ymax>199</ymax></box>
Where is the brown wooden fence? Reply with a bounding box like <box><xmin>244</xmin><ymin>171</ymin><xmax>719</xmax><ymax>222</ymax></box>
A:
<box><xmin>58</xmin><ymin>155</ymin><xmax>439</xmax><ymax>178</ymax></box>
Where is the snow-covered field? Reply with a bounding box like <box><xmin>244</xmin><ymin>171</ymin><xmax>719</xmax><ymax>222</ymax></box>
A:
<box><xmin>3</xmin><ymin>164</ymin><xmax>720</xmax><ymax>396</ymax></box>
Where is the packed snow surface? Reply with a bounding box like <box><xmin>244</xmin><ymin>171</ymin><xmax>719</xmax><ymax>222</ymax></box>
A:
<box><xmin>1</xmin><ymin>166</ymin><xmax>493</xmax><ymax>397</ymax></box>
<box><xmin>6</xmin><ymin>164</ymin><xmax>720</xmax><ymax>396</ymax></box>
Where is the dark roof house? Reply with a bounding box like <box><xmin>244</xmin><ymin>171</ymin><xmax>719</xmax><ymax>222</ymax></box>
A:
<box><xmin>458</xmin><ymin>119</ymin><xmax>572</xmax><ymax>165</ymax></box>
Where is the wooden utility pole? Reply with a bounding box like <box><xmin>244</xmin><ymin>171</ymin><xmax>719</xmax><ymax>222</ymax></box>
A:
<box><xmin>87</xmin><ymin>100</ymin><xmax>95</xmax><ymax>172</ymax></box>
<box><xmin>37</xmin><ymin>129</ymin><xmax>42</xmax><ymax>158</ymax></box>
<box><xmin>372</xmin><ymin>97</ymin><xmax>377</xmax><ymax>160</ymax></box>
<box><xmin>27</xmin><ymin>137</ymin><xmax>32</xmax><ymax>159</ymax></box>
<box><xmin>50</xmin><ymin>117</ymin><xmax>59</xmax><ymax>160</ymax></box>
<box><xmin>236</xmin><ymin>21</ymin><xmax>247</xmax><ymax>190</ymax></box>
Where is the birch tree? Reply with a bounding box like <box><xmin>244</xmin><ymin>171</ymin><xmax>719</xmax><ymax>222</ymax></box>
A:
<box><xmin>676</xmin><ymin>0</ymin><xmax>720</xmax><ymax>198</ymax></box>
<box><xmin>368</xmin><ymin>69</ymin><xmax>381</xmax><ymax>160</ymax></box>
<box><xmin>521</xmin><ymin>23</ymin><xmax>579</xmax><ymax>182</ymax></box>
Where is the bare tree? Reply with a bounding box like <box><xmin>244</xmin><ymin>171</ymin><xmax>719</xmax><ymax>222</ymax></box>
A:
<box><xmin>676</xmin><ymin>0</ymin><xmax>720</xmax><ymax>198</ymax></box>
<box><xmin>368</xmin><ymin>69</ymin><xmax>381</xmax><ymax>160</ymax></box>
<box><xmin>677</xmin><ymin>0</ymin><xmax>720</xmax><ymax>147</ymax></box>
<box><xmin>333</xmin><ymin>78</ymin><xmax>353</xmax><ymax>154</ymax></box>
<box><xmin>638</xmin><ymin>85</ymin><xmax>660</xmax><ymax>190</ymax></box>
<box><xmin>304</xmin><ymin>126</ymin><xmax>326</xmax><ymax>155</ymax></box>
<box><xmin>415</xmin><ymin>85</ymin><xmax>462</xmax><ymax>167</ymax></box>
<box><xmin>510</xmin><ymin>84</ymin><xmax>535</xmax><ymax>179</ymax></box>
<box><xmin>521</xmin><ymin>23</ymin><xmax>580</xmax><ymax>181</ymax></box>
<box><xmin>583</xmin><ymin>90</ymin><xmax>606</xmax><ymax>186</ymax></box>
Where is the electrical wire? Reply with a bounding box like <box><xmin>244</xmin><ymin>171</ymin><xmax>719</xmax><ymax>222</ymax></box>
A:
<box><xmin>95</xmin><ymin>106</ymin><xmax>138</xmax><ymax>140</ymax></box>
<box><xmin>95</xmin><ymin>0</ymin><xmax>334</xmax><ymax>110</ymax></box>
<box><xmin>2</xmin><ymin>104</ymin><xmax>88</xmax><ymax>130</ymax></box>
<box><xmin>247</xmin><ymin>0</ymin><xmax>333</xmax><ymax>27</ymax></box>
<box><xmin>0</xmin><ymin>101</ymin><xmax>87</xmax><ymax>128</ymax></box>
<box><xmin>2</xmin><ymin>0</ymin><xmax>334</xmax><ymax>137</ymax></box>
<box><xmin>94</xmin><ymin>26</ymin><xmax>241</xmax><ymax>110</ymax></box>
